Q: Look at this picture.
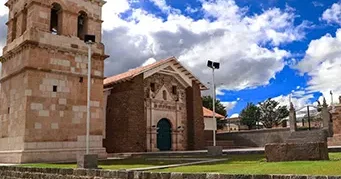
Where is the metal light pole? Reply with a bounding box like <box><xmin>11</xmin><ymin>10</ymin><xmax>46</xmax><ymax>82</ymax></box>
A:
<box><xmin>307</xmin><ymin>106</ymin><xmax>311</xmax><ymax>130</ymax></box>
<box><xmin>84</xmin><ymin>35</ymin><xmax>95</xmax><ymax>155</ymax></box>
<box><xmin>207</xmin><ymin>60</ymin><xmax>220</xmax><ymax>147</ymax></box>
<box><xmin>212</xmin><ymin>69</ymin><xmax>216</xmax><ymax>146</ymax></box>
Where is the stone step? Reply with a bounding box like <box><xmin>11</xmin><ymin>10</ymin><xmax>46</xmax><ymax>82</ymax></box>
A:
<box><xmin>287</xmin><ymin>129</ymin><xmax>327</xmax><ymax>143</ymax></box>
<box><xmin>328</xmin><ymin>134</ymin><xmax>341</xmax><ymax>146</ymax></box>
<box><xmin>206</xmin><ymin>140</ymin><xmax>235</xmax><ymax>149</ymax></box>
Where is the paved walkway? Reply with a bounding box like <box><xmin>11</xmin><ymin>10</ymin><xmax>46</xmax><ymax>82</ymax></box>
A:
<box><xmin>125</xmin><ymin>158</ymin><xmax>229</xmax><ymax>172</ymax></box>
<box><xmin>108</xmin><ymin>146</ymin><xmax>341</xmax><ymax>159</ymax></box>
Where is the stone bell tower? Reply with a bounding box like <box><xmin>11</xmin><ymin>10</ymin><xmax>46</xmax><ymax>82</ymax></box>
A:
<box><xmin>0</xmin><ymin>0</ymin><xmax>108</xmax><ymax>163</ymax></box>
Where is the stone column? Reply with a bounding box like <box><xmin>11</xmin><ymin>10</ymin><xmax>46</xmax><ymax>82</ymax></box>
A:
<box><xmin>289</xmin><ymin>102</ymin><xmax>297</xmax><ymax>132</ymax></box>
<box><xmin>322</xmin><ymin>98</ymin><xmax>333</xmax><ymax>137</ymax></box>
<box><xmin>339</xmin><ymin>96</ymin><xmax>341</xmax><ymax>104</ymax></box>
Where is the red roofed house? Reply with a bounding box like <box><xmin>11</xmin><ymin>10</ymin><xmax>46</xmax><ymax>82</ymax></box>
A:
<box><xmin>203</xmin><ymin>107</ymin><xmax>225</xmax><ymax>130</ymax></box>
<box><xmin>103</xmin><ymin>57</ymin><xmax>207</xmax><ymax>153</ymax></box>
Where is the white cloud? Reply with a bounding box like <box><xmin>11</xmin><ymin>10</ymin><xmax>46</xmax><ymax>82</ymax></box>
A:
<box><xmin>272</xmin><ymin>90</ymin><xmax>314</xmax><ymax>110</ymax></box>
<box><xmin>0</xmin><ymin>0</ymin><xmax>308</xmax><ymax>92</ymax></box>
<box><xmin>321</xmin><ymin>3</ymin><xmax>341</xmax><ymax>25</ymax></box>
<box><xmin>149</xmin><ymin>0</ymin><xmax>180</xmax><ymax>14</ymax></box>
<box><xmin>221</xmin><ymin>101</ymin><xmax>238</xmax><ymax>113</ymax></box>
<box><xmin>312</xmin><ymin>1</ymin><xmax>324</xmax><ymax>7</ymax></box>
<box><xmin>230</xmin><ymin>113</ymin><xmax>239</xmax><ymax>118</ymax></box>
<box><xmin>0</xmin><ymin>0</ymin><xmax>7</xmax><ymax>16</ymax></box>
<box><xmin>102</xmin><ymin>0</ymin><xmax>131</xmax><ymax>31</ymax></box>
<box><xmin>141</xmin><ymin>58</ymin><xmax>156</xmax><ymax>66</ymax></box>
<box><xmin>185</xmin><ymin>6</ymin><xmax>199</xmax><ymax>14</ymax></box>
<box><xmin>295</xmin><ymin>29</ymin><xmax>341</xmax><ymax>105</ymax></box>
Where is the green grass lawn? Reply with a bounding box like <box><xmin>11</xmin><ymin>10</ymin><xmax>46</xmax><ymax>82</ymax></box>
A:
<box><xmin>20</xmin><ymin>153</ymin><xmax>341</xmax><ymax>175</ymax></box>
<box><xmin>157</xmin><ymin>153</ymin><xmax>341</xmax><ymax>175</ymax></box>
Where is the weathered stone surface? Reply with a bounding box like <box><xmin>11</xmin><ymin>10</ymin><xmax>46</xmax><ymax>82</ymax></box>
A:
<box><xmin>1</xmin><ymin>166</ymin><xmax>341</xmax><ymax>179</ymax></box>
<box><xmin>328</xmin><ymin>176</ymin><xmax>341</xmax><ymax>179</ymax></box>
<box><xmin>265</xmin><ymin>142</ymin><xmax>329</xmax><ymax>162</ymax></box>
<box><xmin>206</xmin><ymin>173</ymin><xmax>220</xmax><ymax>179</ymax></box>
<box><xmin>253</xmin><ymin>175</ymin><xmax>272</xmax><ymax>179</ymax></box>
<box><xmin>170</xmin><ymin>172</ymin><xmax>183</xmax><ymax>179</ymax></box>
<box><xmin>307</xmin><ymin>176</ymin><xmax>327</xmax><ymax>179</ymax></box>
<box><xmin>291</xmin><ymin>176</ymin><xmax>308</xmax><ymax>179</ymax></box>
<box><xmin>183</xmin><ymin>173</ymin><xmax>206</xmax><ymax>179</ymax></box>
<box><xmin>77</xmin><ymin>154</ymin><xmax>98</xmax><ymax>169</ymax></box>
<box><xmin>216</xmin><ymin>128</ymin><xmax>290</xmax><ymax>148</ymax></box>
<box><xmin>0</xmin><ymin>0</ymin><xmax>107</xmax><ymax>164</ymax></box>
<box><xmin>272</xmin><ymin>175</ymin><xmax>291</xmax><ymax>179</ymax></box>
<box><xmin>286</xmin><ymin>130</ymin><xmax>328</xmax><ymax>144</ymax></box>
<box><xmin>207</xmin><ymin>146</ymin><xmax>223</xmax><ymax>156</ymax></box>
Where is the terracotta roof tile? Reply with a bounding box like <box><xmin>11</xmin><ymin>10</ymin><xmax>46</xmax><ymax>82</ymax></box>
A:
<box><xmin>203</xmin><ymin>107</ymin><xmax>225</xmax><ymax>119</ymax></box>
<box><xmin>103</xmin><ymin>56</ymin><xmax>207</xmax><ymax>90</ymax></box>
<box><xmin>104</xmin><ymin>57</ymin><xmax>175</xmax><ymax>86</ymax></box>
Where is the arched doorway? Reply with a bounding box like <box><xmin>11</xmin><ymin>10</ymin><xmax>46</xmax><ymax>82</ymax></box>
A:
<box><xmin>157</xmin><ymin>118</ymin><xmax>172</xmax><ymax>151</ymax></box>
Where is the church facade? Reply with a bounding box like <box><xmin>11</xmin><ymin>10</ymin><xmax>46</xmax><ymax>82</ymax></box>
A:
<box><xmin>103</xmin><ymin>57</ymin><xmax>207</xmax><ymax>153</ymax></box>
<box><xmin>0</xmin><ymin>0</ymin><xmax>107</xmax><ymax>163</ymax></box>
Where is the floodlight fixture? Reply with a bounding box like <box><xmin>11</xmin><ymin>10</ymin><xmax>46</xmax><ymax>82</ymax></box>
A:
<box><xmin>84</xmin><ymin>34</ymin><xmax>96</xmax><ymax>44</ymax></box>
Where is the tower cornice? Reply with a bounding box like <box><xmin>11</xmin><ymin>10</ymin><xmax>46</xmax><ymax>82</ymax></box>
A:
<box><xmin>1</xmin><ymin>40</ymin><xmax>109</xmax><ymax>63</ymax></box>
<box><xmin>5</xmin><ymin>0</ymin><xmax>106</xmax><ymax>8</ymax></box>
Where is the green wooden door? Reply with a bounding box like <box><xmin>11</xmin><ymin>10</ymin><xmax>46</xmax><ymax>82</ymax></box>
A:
<box><xmin>157</xmin><ymin>119</ymin><xmax>172</xmax><ymax>151</ymax></box>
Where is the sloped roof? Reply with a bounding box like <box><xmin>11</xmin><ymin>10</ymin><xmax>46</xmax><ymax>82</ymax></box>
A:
<box><xmin>203</xmin><ymin>107</ymin><xmax>225</xmax><ymax>119</ymax></box>
<box><xmin>104</xmin><ymin>56</ymin><xmax>207</xmax><ymax>90</ymax></box>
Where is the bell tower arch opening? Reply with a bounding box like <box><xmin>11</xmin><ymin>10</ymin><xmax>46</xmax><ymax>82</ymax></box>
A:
<box><xmin>78</xmin><ymin>11</ymin><xmax>88</xmax><ymax>40</ymax></box>
<box><xmin>21</xmin><ymin>6</ymin><xmax>27</xmax><ymax>35</ymax></box>
<box><xmin>11</xmin><ymin>12</ymin><xmax>17</xmax><ymax>41</ymax></box>
<box><xmin>50</xmin><ymin>3</ymin><xmax>62</xmax><ymax>35</ymax></box>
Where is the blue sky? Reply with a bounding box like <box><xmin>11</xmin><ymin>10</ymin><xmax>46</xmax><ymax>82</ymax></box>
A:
<box><xmin>113</xmin><ymin>0</ymin><xmax>340</xmax><ymax>117</ymax></box>
<box><xmin>1</xmin><ymin>0</ymin><xmax>341</xmax><ymax>117</ymax></box>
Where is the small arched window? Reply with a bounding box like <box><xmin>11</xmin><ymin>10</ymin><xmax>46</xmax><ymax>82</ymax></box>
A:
<box><xmin>50</xmin><ymin>3</ymin><xmax>62</xmax><ymax>35</ymax></box>
<box><xmin>77</xmin><ymin>11</ymin><xmax>88</xmax><ymax>40</ymax></box>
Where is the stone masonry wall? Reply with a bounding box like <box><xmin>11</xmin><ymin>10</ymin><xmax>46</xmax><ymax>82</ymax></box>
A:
<box><xmin>104</xmin><ymin>74</ymin><xmax>145</xmax><ymax>153</ymax></box>
<box><xmin>24</xmin><ymin>70</ymin><xmax>104</xmax><ymax>143</ymax></box>
<box><xmin>0</xmin><ymin>166</ymin><xmax>340</xmax><ymax>179</ymax></box>
<box><xmin>329</xmin><ymin>105</ymin><xmax>341</xmax><ymax>146</ymax></box>
<box><xmin>332</xmin><ymin>105</ymin><xmax>341</xmax><ymax>135</ymax></box>
<box><xmin>186</xmin><ymin>82</ymin><xmax>205</xmax><ymax>150</ymax></box>
<box><xmin>0</xmin><ymin>0</ymin><xmax>107</xmax><ymax>163</ymax></box>
<box><xmin>0</xmin><ymin>71</ymin><xmax>28</xmax><ymax>151</ymax></box>
<box><xmin>217</xmin><ymin>128</ymin><xmax>291</xmax><ymax>147</ymax></box>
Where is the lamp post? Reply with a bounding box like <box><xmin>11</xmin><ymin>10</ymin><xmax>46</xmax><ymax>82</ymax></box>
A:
<box><xmin>84</xmin><ymin>35</ymin><xmax>95</xmax><ymax>155</ymax></box>
<box><xmin>207</xmin><ymin>60</ymin><xmax>220</xmax><ymax>146</ymax></box>
<box><xmin>77</xmin><ymin>34</ymin><xmax>98</xmax><ymax>169</ymax></box>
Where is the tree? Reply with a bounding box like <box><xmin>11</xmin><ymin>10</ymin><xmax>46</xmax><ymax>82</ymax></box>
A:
<box><xmin>240</xmin><ymin>103</ymin><xmax>260</xmax><ymax>130</ymax></box>
<box><xmin>258</xmin><ymin>98</ymin><xmax>289</xmax><ymax>128</ymax></box>
<box><xmin>202</xmin><ymin>96</ymin><xmax>227</xmax><ymax>117</ymax></box>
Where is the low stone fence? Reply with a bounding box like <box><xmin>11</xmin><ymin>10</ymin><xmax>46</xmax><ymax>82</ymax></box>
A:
<box><xmin>217</xmin><ymin>128</ymin><xmax>291</xmax><ymax>147</ymax></box>
<box><xmin>1</xmin><ymin>166</ymin><xmax>341</xmax><ymax>179</ymax></box>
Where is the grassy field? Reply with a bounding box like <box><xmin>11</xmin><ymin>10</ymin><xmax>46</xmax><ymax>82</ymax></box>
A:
<box><xmin>157</xmin><ymin>153</ymin><xmax>341</xmax><ymax>175</ymax></box>
<box><xmin>20</xmin><ymin>153</ymin><xmax>341</xmax><ymax>175</ymax></box>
